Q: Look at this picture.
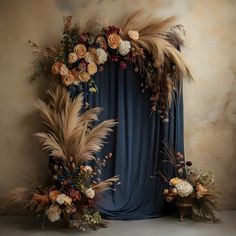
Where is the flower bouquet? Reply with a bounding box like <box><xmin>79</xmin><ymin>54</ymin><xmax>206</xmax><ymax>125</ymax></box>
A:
<box><xmin>160</xmin><ymin>143</ymin><xmax>221</xmax><ymax>223</ymax></box>
<box><xmin>29</xmin><ymin>12</ymin><xmax>192</xmax><ymax>120</ymax></box>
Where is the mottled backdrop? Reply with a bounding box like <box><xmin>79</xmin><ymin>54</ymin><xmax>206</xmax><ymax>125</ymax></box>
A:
<box><xmin>0</xmin><ymin>0</ymin><xmax>235</xmax><ymax>210</ymax></box>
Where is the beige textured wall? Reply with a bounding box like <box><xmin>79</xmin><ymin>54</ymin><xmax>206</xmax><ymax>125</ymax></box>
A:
<box><xmin>0</xmin><ymin>0</ymin><xmax>235</xmax><ymax>210</ymax></box>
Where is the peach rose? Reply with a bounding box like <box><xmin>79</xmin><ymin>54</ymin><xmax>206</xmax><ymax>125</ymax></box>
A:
<box><xmin>85</xmin><ymin>48</ymin><xmax>98</xmax><ymax>64</ymax></box>
<box><xmin>108</xmin><ymin>33</ymin><xmax>121</xmax><ymax>49</ymax></box>
<box><xmin>169</xmin><ymin>177</ymin><xmax>181</xmax><ymax>186</ymax></box>
<box><xmin>196</xmin><ymin>184</ymin><xmax>208</xmax><ymax>199</ymax></box>
<box><xmin>49</xmin><ymin>190</ymin><xmax>60</xmax><ymax>202</ymax></box>
<box><xmin>68</xmin><ymin>52</ymin><xmax>78</xmax><ymax>64</ymax></box>
<box><xmin>59</xmin><ymin>64</ymin><xmax>69</xmax><ymax>76</ymax></box>
<box><xmin>128</xmin><ymin>30</ymin><xmax>139</xmax><ymax>40</ymax></box>
<box><xmin>51</xmin><ymin>62</ymin><xmax>63</xmax><ymax>74</ymax></box>
<box><xmin>78</xmin><ymin>72</ymin><xmax>90</xmax><ymax>82</ymax></box>
<box><xmin>74</xmin><ymin>44</ymin><xmax>87</xmax><ymax>59</ymax></box>
<box><xmin>62</xmin><ymin>71</ymin><xmax>75</xmax><ymax>86</ymax></box>
<box><xmin>87</xmin><ymin>63</ymin><xmax>98</xmax><ymax>75</ymax></box>
<box><xmin>96</xmin><ymin>36</ymin><xmax>107</xmax><ymax>50</ymax></box>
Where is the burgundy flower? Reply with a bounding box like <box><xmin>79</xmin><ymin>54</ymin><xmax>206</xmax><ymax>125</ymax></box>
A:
<box><xmin>186</xmin><ymin>161</ymin><xmax>192</xmax><ymax>166</ymax></box>
<box><xmin>68</xmin><ymin>189</ymin><xmax>81</xmax><ymax>201</ymax></box>
<box><xmin>119</xmin><ymin>61</ymin><xmax>127</xmax><ymax>70</ymax></box>
<box><xmin>106</xmin><ymin>26</ymin><xmax>120</xmax><ymax>36</ymax></box>
<box><xmin>111</xmin><ymin>55</ymin><xmax>119</xmax><ymax>62</ymax></box>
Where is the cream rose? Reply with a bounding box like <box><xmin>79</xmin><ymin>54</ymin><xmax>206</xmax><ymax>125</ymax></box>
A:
<box><xmin>128</xmin><ymin>30</ymin><xmax>139</xmax><ymax>40</ymax></box>
<box><xmin>59</xmin><ymin>64</ymin><xmax>69</xmax><ymax>76</ymax></box>
<box><xmin>108</xmin><ymin>33</ymin><xmax>122</xmax><ymax>49</ymax></box>
<box><xmin>74</xmin><ymin>44</ymin><xmax>87</xmax><ymax>59</ymax></box>
<box><xmin>78</xmin><ymin>72</ymin><xmax>90</xmax><ymax>82</ymax></box>
<box><xmin>68</xmin><ymin>52</ymin><xmax>78</xmax><ymax>64</ymax></box>
<box><xmin>62</xmin><ymin>72</ymin><xmax>75</xmax><ymax>86</ymax></box>
<box><xmin>56</xmin><ymin>194</ymin><xmax>72</xmax><ymax>205</ymax></box>
<box><xmin>87</xmin><ymin>63</ymin><xmax>98</xmax><ymax>75</ymax></box>
<box><xmin>46</xmin><ymin>204</ymin><xmax>61</xmax><ymax>222</ymax></box>
<box><xmin>51</xmin><ymin>62</ymin><xmax>63</xmax><ymax>74</ymax></box>
<box><xmin>85</xmin><ymin>188</ymin><xmax>95</xmax><ymax>199</ymax></box>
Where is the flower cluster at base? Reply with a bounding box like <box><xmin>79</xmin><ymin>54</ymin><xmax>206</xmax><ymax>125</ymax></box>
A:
<box><xmin>159</xmin><ymin>143</ymin><xmax>221</xmax><ymax>223</ymax></box>
<box><xmin>30</xmin><ymin>12</ymin><xmax>192</xmax><ymax>120</ymax></box>
<box><xmin>33</xmin><ymin>157</ymin><xmax>113</xmax><ymax>230</ymax></box>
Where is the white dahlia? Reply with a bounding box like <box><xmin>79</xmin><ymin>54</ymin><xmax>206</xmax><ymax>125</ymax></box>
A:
<box><xmin>175</xmin><ymin>180</ymin><xmax>193</xmax><ymax>197</ymax></box>
<box><xmin>96</xmin><ymin>48</ymin><xmax>108</xmax><ymax>65</ymax></box>
<box><xmin>118</xmin><ymin>40</ymin><xmax>131</xmax><ymax>56</ymax></box>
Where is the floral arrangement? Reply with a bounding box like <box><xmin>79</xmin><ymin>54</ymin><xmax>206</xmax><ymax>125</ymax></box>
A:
<box><xmin>30</xmin><ymin>10</ymin><xmax>192</xmax><ymax>120</ymax></box>
<box><xmin>159</xmin><ymin>143</ymin><xmax>221</xmax><ymax>223</ymax></box>
<box><xmin>3</xmin><ymin>86</ymin><xmax>119</xmax><ymax>230</ymax></box>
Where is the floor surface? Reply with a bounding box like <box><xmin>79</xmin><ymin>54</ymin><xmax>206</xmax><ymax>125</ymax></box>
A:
<box><xmin>0</xmin><ymin>211</ymin><xmax>235</xmax><ymax>236</ymax></box>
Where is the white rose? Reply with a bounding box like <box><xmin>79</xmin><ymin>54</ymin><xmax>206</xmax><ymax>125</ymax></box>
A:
<box><xmin>118</xmin><ymin>40</ymin><xmax>131</xmax><ymax>56</ymax></box>
<box><xmin>46</xmin><ymin>204</ymin><xmax>61</xmax><ymax>222</ymax></box>
<box><xmin>68</xmin><ymin>52</ymin><xmax>78</xmax><ymax>64</ymax></box>
<box><xmin>59</xmin><ymin>64</ymin><xmax>69</xmax><ymax>76</ymax></box>
<box><xmin>96</xmin><ymin>48</ymin><xmax>107</xmax><ymax>65</ymax></box>
<box><xmin>85</xmin><ymin>188</ymin><xmax>95</xmax><ymax>199</ymax></box>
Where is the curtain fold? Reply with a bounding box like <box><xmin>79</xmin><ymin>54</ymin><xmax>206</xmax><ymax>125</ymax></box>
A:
<box><xmin>86</xmin><ymin>61</ymin><xmax>184</xmax><ymax>220</ymax></box>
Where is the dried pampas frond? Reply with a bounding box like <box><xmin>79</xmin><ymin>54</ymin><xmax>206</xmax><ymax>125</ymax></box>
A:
<box><xmin>35</xmin><ymin>85</ymin><xmax>117</xmax><ymax>165</ymax></box>
<box><xmin>120</xmin><ymin>10</ymin><xmax>193</xmax><ymax>113</ymax></box>
<box><xmin>0</xmin><ymin>187</ymin><xmax>34</xmax><ymax>214</ymax></box>
<box><xmin>93</xmin><ymin>176</ymin><xmax>119</xmax><ymax>195</ymax></box>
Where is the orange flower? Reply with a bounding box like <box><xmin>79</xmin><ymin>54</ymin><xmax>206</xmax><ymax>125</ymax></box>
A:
<box><xmin>51</xmin><ymin>62</ymin><xmax>63</xmax><ymax>74</ymax></box>
<box><xmin>108</xmin><ymin>33</ymin><xmax>121</xmax><ymax>49</ymax></box>
<box><xmin>62</xmin><ymin>71</ymin><xmax>75</xmax><ymax>86</ymax></box>
<box><xmin>49</xmin><ymin>190</ymin><xmax>60</xmax><ymax>202</ymax></box>
<box><xmin>169</xmin><ymin>177</ymin><xmax>181</xmax><ymax>186</ymax></box>
<box><xmin>74</xmin><ymin>44</ymin><xmax>87</xmax><ymax>59</ymax></box>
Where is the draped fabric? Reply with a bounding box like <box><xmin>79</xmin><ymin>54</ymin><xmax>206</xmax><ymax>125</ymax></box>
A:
<box><xmin>85</xmin><ymin>61</ymin><xmax>184</xmax><ymax>220</ymax></box>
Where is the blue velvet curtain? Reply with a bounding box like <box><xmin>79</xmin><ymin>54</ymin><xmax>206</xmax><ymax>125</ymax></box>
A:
<box><xmin>85</xmin><ymin>61</ymin><xmax>184</xmax><ymax>220</ymax></box>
